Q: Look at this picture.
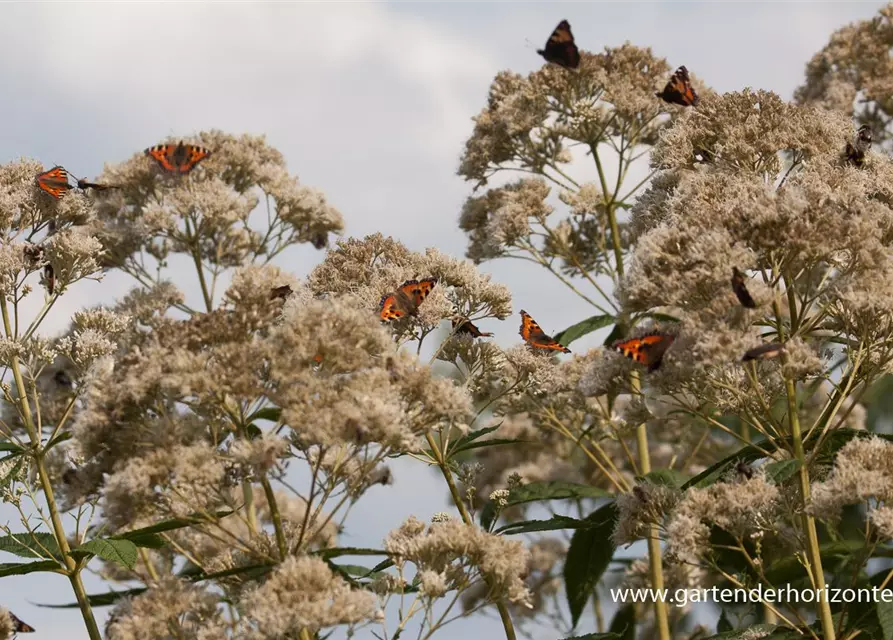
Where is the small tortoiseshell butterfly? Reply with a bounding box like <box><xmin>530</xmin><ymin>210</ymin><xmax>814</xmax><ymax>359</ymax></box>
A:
<box><xmin>10</xmin><ymin>611</ymin><xmax>35</xmax><ymax>633</ymax></box>
<box><xmin>379</xmin><ymin>278</ymin><xmax>437</xmax><ymax>321</ymax></box>
<box><xmin>35</xmin><ymin>166</ymin><xmax>73</xmax><ymax>199</ymax></box>
<box><xmin>76</xmin><ymin>177</ymin><xmax>117</xmax><ymax>192</ymax></box>
<box><xmin>43</xmin><ymin>264</ymin><xmax>55</xmax><ymax>296</ymax></box>
<box><xmin>537</xmin><ymin>20</ymin><xmax>580</xmax><ymax>70</ymax></box>
<box><xmin>270</xmin><ymin>284</ymin><xmax>293</xmax><ymax>300</ymax></box>
<box><xmin>845</xmin><ymin>125</ymin><xmax>872</xmax><ymax>167</ymax></box>
<box><xmin>613</xmin><ymin>333</ymin><xmax>675</xmax><ymax>371</ymax></box>
<box><xmin>731</xmin><ymin>267</ymin><xmax>757</xmax><ymax>308</ymax></box>
<box><xmin>742</xmin><ymin>342</ymin><xmax>785</xmax><ymax>362</ymax></box>
<box><xmin>452</xmin><ymin>316</ymin><xmax>494</xmax><ymax>338</ymax></box>
<box><xmin>656</xmin><ymin>66</ymin><xmax>699</xmax><ymax>107</ymax></box>
<box><xmin>145</xmin><ymin>141</ymin><xmax>211</xmax><ymax>174</ymax></box>
<box><xmin>519</xmin><ymin>310</ymin><xmax>570</xmax><ymax>353</ymax></box>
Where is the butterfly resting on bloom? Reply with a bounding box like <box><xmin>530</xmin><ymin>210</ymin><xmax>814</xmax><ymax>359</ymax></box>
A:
<box><xmin>731</xmin><ymin>267</ymin><xmax>757</xmax><ymax>308</ymax></box>
<box><xmin>537</xmin><ymin>20</ymin><xmax>580</xmax><ymax>70</ymax></box>
<box><xmin>379</xmin><ymin>278</ymin><xmax>437</xmax><ymax>321</ymax></box>
<box><xmin>519</xmin><ymin>310</ymin><xmax>570</xmax><ymax>353</ymax></box>
<box><xmin>656</xmin><ymin>66</ymin><xmax>699</xmax><ymax>107</ymax></box>
<box><xmin>613</xmin><ymin>333</ymin><xmax>675</xmax><ymax>371</ymax></box>
<box><xmin>452</xmin><ymin>316</ymin><xmax>494</xmax><ymax>338</ymax></box>
<box><xmin>145</xmin><ymin>141</ymin><xmax>211</xmax><ymax>174</ymax></box>
<box><xmin>35</xmin><ymin>166</ymin><xmax>73</xmax><ymax>199</ymax></box>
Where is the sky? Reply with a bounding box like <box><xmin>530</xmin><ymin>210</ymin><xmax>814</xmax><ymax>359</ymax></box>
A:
<box><xmin>0</xmin><ymin>2</ymin><xmax>887</xmax><ymax>638</ymax></box>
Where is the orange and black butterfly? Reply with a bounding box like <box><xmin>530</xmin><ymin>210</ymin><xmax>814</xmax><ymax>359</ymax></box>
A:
<box><xmin>35</xmin><ymin>166</ymin><xmax>73</xmax><ymax>199</ymax></box>
<box><xmin>731</xmin><ymin>267</ymin><xmax>757</xmax><ymax>309</ymax></box>
<box><xmin>452</xmin><ymin>316</ymin><xmax>494</xmax><ymax>338</ymax></box>
<box><xmin>656</xmin><ymin>66</ymin><xmax>699</xmax><ymax>107</ymax></box>
<box><xmin>379</xmin><ymin>278</ymin><xmax>437</xmax><ymax>321</ymax></box>
<box><xmin>9</xmin><ymin>611</ymin><xmax>35</xmax><ymax>633</ymax></box>
<box><xmin>845</xmin><ymin>125</ymin><xmax>872</xmax><ymax>167</ymax></box>
<box><xmin>537</xmin><ymin>20</ymin><xmax>580</xmax><ymax>70</ymax></box>
<box><xmin>145</xmin><ymin>141</ymin><xmax>211</xmax><ymax>174</ymax></box>
<box><xmin>742</xmin><ymin>342</ymin><xmax>785</xmax><ymax>362</ymax></box>
<box><xmin>270</xmin><ymin>284</ymin><xmax>293</xmax><ymax>301</ymax></box>
<box><xmin>43</xmin><ymin>264</ymin><xmax>55</xmax><ymax>296</ymax></box>
<box><xmin>76</xmin><ymin>177</ymin><xmax>117</xmax><ymax>192</ymax></box>
<box><xmin>519</xmin><ymin>310</ymin><xmax>570</xmax><ymax>353</ymax></box>
<box><xmin>613</xmin><ymin>333</ymin><xmax>675</xmax><ymax>371</ymax></box>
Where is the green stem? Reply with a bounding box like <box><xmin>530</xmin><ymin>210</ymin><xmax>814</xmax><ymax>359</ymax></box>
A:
<box><xmin>424</xmin><ymin>431</ymin><xmax>517</xmax><ymax>640</ymax></box>
<box><xmin>260</xmin><ymin>476</ymin><xmax>288</xmax><ymax>560</ymax></box>
<box><xmin>0</xmin><ymin>297</ymin><xmax>101</xmax><ymax>640</ymax></box>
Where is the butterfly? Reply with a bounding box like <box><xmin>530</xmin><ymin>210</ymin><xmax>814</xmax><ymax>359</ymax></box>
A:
<box><xmin>145</xmin><ymin>141</ymin><xmax>211</xmax><ymax>174</ymax></box>
<box><xmin>452</xmin><ymin>316</ymin><xmax>494</xmax><ymax>338</ymax></box>
<box><xmin>731</xmin><ymin>268</ymin><xmax>757</xmax><ymax>308</ymax></box>
<box><xmin>845</xmin><ymin>125</ymin><xmax>872</xmax><ymax>167</ymax></box>
<box><xmin>742</xmin><ymin>342</ymin><xmax>785</xmax><ymax>362</ymax></box>
<box><xmin>269</xmin><ymin>284</ymin><xmax>293</xmax><ymax>300</ymax></box>
<box><xmin>9</xmin><ymin>611</ymin><xmax>35</xmax><ymax>633</ymax></box>
<box><xmin>537</xmin><ymin>20</ymin><xmax>580</xmax><ymax>70</ymax></box>
<box><xmin>656</xmin><ymin>66</ymin><xmax>699</xmax><ymax>107</ymax></box>
<box><xmin>613</xmin><ymin>333</ymin><xmax>675</xmax><ymax>371</ymax></box>
<box><xmin>35</xmin><ymin>166</ymin><xmax>73</xmax><ymax>199</ymax></box>
<box><xmin>379</xmin><ymin>278</ymin><xmax>437</xmax><ymax>321</ymax></box>
<box><xmin>76</xmin><ymin>177</ymin><xmax>117</xmax><ymax>192</ymax></box>
<box><xmin>43</xmin><ymin>264</ymin><xmax>55</xmax><ymax>296</ymax></box>
<box><xmin>519</xmin><ymin>310</ymin><xmax>571</xmax><ymax>353</ymax></box>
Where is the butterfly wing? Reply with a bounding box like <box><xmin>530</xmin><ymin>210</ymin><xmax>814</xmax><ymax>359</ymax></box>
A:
<box><xmin>453</xmin><ymin>316</ymin><xmax>494</xmax><ymax>338</ymax></box>
<box><xmin>36</xmin><ymin>166</ymin><xmax>73</xmax><ymax>199</ymax></box>
<box><xmin>10</xmin><ymin>612</ymin><xmax>35</xmax><ymax>633</ymax></box>
<box><xmin>613</xmin><ymin>333</ymin><xmax>674</xmax><ymax>371</ymax></box>
<box><xmin>731</xmin><ymin>268</ymin><xmax>757</xmax><ymax>308</ymax></box>
<box><xmin>657</xmin><ymin>66</ymin><xmax>699</xmax><ymax>107</ymax></box>
<box><xmin>537</xmin><ymin>20</ymin><xmax>580</xmax><ymax>69</ymax></box>
<box><xmin>520</xmin><ymin>310</ymin><xmax>571</xmax><ymax>353</ymax></box>
<box><xmin>401</xmin><ymin>277</ymin><xmax>437</xmax><ymax>307</ymax></box>
<box><xmin>270</xmin><ymin>285</ymin><xmax>292</xmax><ymax>300</ymax></box>
<box><xmin>145</xmin><ymin>144</ymin><xmax>178</xmax><ymax>172</ymax></box>
<box><xmin>145</xmin><ymin>142</ymin><xmax>211</xmax><ymax>173</ymax></box>
<box><xmin>178</xmin><ymin>144</ymin><xmax>212</xmax><ymax>173</ymax></box>
<box><xmin>742</xmin><ymin>342</ymin><xmax>785</xmax><ymax>362</ymax></box>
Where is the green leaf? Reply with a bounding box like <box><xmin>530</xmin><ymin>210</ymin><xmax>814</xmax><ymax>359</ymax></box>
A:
<box><xmin>609</xmin><ymin>603</ymin><xmax>636</xmax><ymax>640</ymax></box>
<box><xmin>480</xmin><ymin>481</ymin><xmax>612</xmax><ymax>531</ymax></box>
<box><xmin>879</xmin><ymin>599</ymin><xmax>893</xmax><ymax>640</ymax></box>
<box><xmin>0</xmin><ymin>442</ymin><xmax>24</xmax><ymax>452</ymax></box>
<box><xmin>0</xmin><ymin>457</ymin><xmax>24</xmax><ymax>487</ymax></box>
<box><xmin>45</xmin><ymin>431</ymin><xmax>72</xmax><ymax>450</ymax></box>
<box><xmin>115</xmin><ymin>510</ymin><xmax>234</xmax><ymax>540</ymax></box>
<box><xmin>0</xmin><ymin>532</ymin><xmax>60</xmax><ymax>559</ymax></box>
<box><xmin>38</xmin><ymin>587</ymin><xmax>148</xmax><ymax>609</ymax></box>
<box><xmin>368</xmin><ymin>558</ymin><xmax>395</xmax><ymax>575</ymax></box>
<box><xmin>452</xmin><ymin>437</ymin><xmax>529</xmax><ymax>456</ymax></box>
<box><xmin>683</xmin><ymin>441</ymin><xmax>774</xmax><ymax>489</ymax></box>
<box><xmin>0</xmin><ymin>559</ymin><xmax>62</xmax><ymax>577</ymax></box>
<box><xmin>446</xmin><ymin>424</ymin><xmax>502</xmax><ymax>456</ymax></box>
<box><xmin>603</xmin><ymin>323</ymin><xmax>627</xmax><ymax>347</ymax></box>
<box><xmin>245</xmin><ymin>424</ymin><xmax>262</xmax><ymax>440</ymax></box>
<box><xmin>315</xmin><ymin>547</ymin><xmax>389</xmax><ymax>560</ymax></box>
<box><xmin>118</xmin><ymin>533</ymin><xmax>166</xmax><ymax>549</ymax></box>
<box><xmin>640</xmin><ymin>469</ymin><xmax>688</xmax><ymax>489</ymax></box>
<box><xmin>553</xmin><ymin>314</ymin><xmax>615</xmax><ymax>347</ymax></box>
<box><xmin>78</xmin><ymin>538</ymin><xmax>138</xmax><ymax>570</ymax></box>
<box><xmin>247</xmin><ymin>407</ymin><xmax>282</xmax><ymax>423</ymax></box>
<box><xmin>717</xmin><ymin>609</ymin><xmax>733</xmax><ymax>633</ymax></box>
<box><xmin>496</xmin><ymin>515</ymin><xmax>583</xmax><ymax>535</ymax></box>
<box><xmin>764</xmin><ymin>459</ymin><xmax>801</xmax><ymax>484</ymax></box>
<box><xmin>565</xmin><ymin>502</ymin><xmax>618</xmax><ymax>628</ymax></box>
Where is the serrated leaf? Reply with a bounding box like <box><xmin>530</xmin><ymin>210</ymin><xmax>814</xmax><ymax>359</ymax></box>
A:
<box><xmin>764</xmin><ymin>459</ymin><xmax>801</xmax><ymax>484</ymax></box>
<box><xmin>609</xmin><ymin>603</ymin><xmax>636</xmax><ymax>640</ymax></box>
<box><xmin>496</xmin><ymin>515</ymin><xmax>583</xmax><ymax>535</ymax></box>
<box><xmin>0</xmin><ymin>532</ymin><xmax>60</xmax><ymax>559</ymax></box>
<box><xmin>79</xmin><ymin>538</ymin><xmax>138</xmax><ymax>570</ymax></box>
<box><xmin>565</xmin><ymin>502</ymin><xmax>618</xmax><ymax>628</ymax></box>
<box><xmin>554</xmin><ymin>314</ymin><xmax>615</xmax><ymax>347</ymax></box>
<box><xmin>446</xmin><ymin>424</ymin><xmax>501</xmax><ymax>456</ymax></box>
<box><xmin>247</xmin><ymin>407</ymin><xmax>282</xmax><ymax>423</ymax></box>
<box><xmin>38</xmin><ymin>587</ymin><xmax>148</xmax><ymax>609</ymax></box>
<box><xmin>0</xmin><ymin>559</ymin><xmax>62</xmax><ymax>577</ymax></box>
<box><xmin>480</xmin><ymin>481</ymin><xmax>612</xmax><ymax>531</ymax></box>
<box><xmin>115</xmin><ymin>510</ymin><xmax>234</xmax><ymax>540</ymax></box>
<box><xmin>640</xmin><ymin>469</ymin><xmax>688</xmax><ymax>488</ymax></box>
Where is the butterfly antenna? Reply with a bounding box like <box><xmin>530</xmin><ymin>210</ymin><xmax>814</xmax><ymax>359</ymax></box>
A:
<box><xmin>524</xmin><ymin>38</ymin><xmax>538</xmax><ymax>51</ymax></box>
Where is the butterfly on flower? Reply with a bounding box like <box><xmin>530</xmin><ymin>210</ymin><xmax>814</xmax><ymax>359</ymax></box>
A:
<box><xmin>613</xmin><ymin>332</ymin><xmax>675</xmax><ymax>371</ymax></box>
<box><xmin>76</xmin><ymin>176</ymin><xmax>118</xmax><ymax>192</ymax></box>
<box><xmin>731</xmin><ymin>267</ymin><xmax>757</xmax><ymax>308</ymax></box>
<box><xmin>9</xmin><ymin>611</ymin><xmax>35</xmax><ymax>633</ymax></box>
<box><xmin>269</xmin><ymin>284</ymin><xmax>293</xmax><ymax>301</ymax></box>
<box><xmin>656</xmin><ymin>65</ymin><xmax>699</xmax><ymax>107</ymax></box>
<box><xmin>379</xmin><ymin>278</ymin><xmax>437</xmax><ymax>322</ymax></box>
<box><xmin>145</xmin><ymin>141</ymin><xmax>211</xmax><ymax>174</ymax></box>
<box><xmin>452</xmin><ymin>316</ymin><xmax>493</xmax><ymax>338</ymax></box>
<box><xmin>35</xmin><ymin>166</ymin><xmax>73</xmax><ymax>199</ymax></box>
<box><xmin>537</xmin><ymin>20</ymin><xmax>580</xmax><ymax>70</ymax></box>
<box><xmin>43</xmin><ymin>264</ymin><xmax>55</xmax><ymax>296</ymax></box>
<box><xmin>845</xmin><ymin>125</ymin><xmax>872</xmax><ymax>168</ymax></box>
<box><xmin>742</xmin><ymin>342</ymin><xmax>785</xmax><ymax>362</ymax></box>
<box><xmin>519</xmin><ymin>310</ymin><xmax>570</xmax><ymax>353</ymax></box>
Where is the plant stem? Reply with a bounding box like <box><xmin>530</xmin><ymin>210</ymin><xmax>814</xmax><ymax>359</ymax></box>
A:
<box><xmin>260</xmin><ymin>476</ymin><xmax>288</xmax><ymax>560</ymax></box>
<box><xmin>424</xmin><ymin>431</ymin><xmax>517</xmax><ymax>640</ymax></box>
<box><xmin>630</xmin><ymin>372</ymin><xmax>671</xmax><ymax>640</ymax></box>
<box><xmin>0</xmin><ymin>297</ymin><xmax>101</xmax><ymax>639</ymax></box>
